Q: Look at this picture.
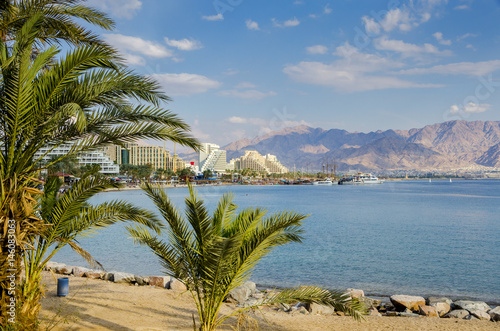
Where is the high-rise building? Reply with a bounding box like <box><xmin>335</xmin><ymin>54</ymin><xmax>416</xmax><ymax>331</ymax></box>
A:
<box><xmin>104</xmin><ymin>143</ymin><xmax>184</xmax><ymax>171</ymax></box>
<box><xmin>198</xmin><ymin>143</ymin><xmax>228</xmax><ymax>173</ymax></box>
<box><xmin>35</xmin><ymin>144</ymin><xmax>119</xmax><ymax>174</ymax></box>
<box><xmin>232</xmin><ymin>150</ymin><xmax>288</xmax><ymax>174</ymax></box>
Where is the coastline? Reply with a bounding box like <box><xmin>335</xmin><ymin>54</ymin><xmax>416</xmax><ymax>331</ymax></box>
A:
<box><xmin>39</xmin><ymin>267</ymin><xmax>500</xmax><ymax>330</ymax></box>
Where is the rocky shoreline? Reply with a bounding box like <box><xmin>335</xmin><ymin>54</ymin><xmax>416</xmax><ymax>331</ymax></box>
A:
<box><xmin>44</xmin><ymin>262</ymin><xmax>499</xmax><ymax>323</ymax></box>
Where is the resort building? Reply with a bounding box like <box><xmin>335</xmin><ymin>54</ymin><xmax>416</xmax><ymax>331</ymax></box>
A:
<box><xmin>198</xmin><ymin>143</ymin><xmax>228</xmax><ymax>173</ymax></box>
<box><xmin>104</xmin><ymin>143</ymin><xmax>185</xmax><ymax>171</ymax></box>
<box><xmin>34</xmin><ymin>145</ymin><xmax>120</xmax><ymax>175</ymax></box>
<box><xmin>231</xmin><ymin>150</ymin><xmax>288</xmax><ymax>174</ymax></box>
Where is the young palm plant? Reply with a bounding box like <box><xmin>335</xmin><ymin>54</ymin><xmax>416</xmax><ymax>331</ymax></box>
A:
<box><xmin>128</xmin><ymin>184</ymin><xmax>365</xmax><ymax>331</ymax></box>
<box><xmin>20</xmin><ymin>175</ymin><xmax>163</xmax><ymax>327</ymax></box>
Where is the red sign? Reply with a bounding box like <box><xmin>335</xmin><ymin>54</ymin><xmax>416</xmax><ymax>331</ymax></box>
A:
<box><xmin>190</xmin><ymin>162</ymin><xmax>194</xmax><ymax>166</ymax></box>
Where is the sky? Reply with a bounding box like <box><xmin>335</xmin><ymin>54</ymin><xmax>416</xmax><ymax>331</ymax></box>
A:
<box><xmin>85</xmin><ymin>0</ymin><xmax>500</xmax><ymax>151</ymax></box>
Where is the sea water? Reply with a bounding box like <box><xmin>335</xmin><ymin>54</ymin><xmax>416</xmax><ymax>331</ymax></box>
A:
<box><xmin>53</xmin><ymin>180</ymin><xmax>500</xmax><ymax>303</ymax></box>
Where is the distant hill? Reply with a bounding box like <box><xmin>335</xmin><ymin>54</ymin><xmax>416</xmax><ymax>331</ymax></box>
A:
<box><xmin>221</xmin><ymin>120</ymin><xmax>500</xmax><ymax>171</ymax></box>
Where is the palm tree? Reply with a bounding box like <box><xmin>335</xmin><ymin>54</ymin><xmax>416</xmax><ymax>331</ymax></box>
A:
<box><xmin>128</xmin><ymin>184</ymin><xmax>365</xmax><ymax>331</ymax></box>
<box><xmin>0</xmin><ymin>0</ymin><xmax>114</xmax><ymax>48</ymax></box>
<box><xmin>0</xmin><ymin>16</ymin><xmax>198</xmax><ymax>326</ymax></box>
<box><xmin>20</xmin><ymin>175</ymin><xmax>163</xmax><ymax>327</ymax></box>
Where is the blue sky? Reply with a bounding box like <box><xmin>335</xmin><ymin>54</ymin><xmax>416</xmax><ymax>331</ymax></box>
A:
<box><xmin>86</xmin><ymin>0</ymin><xmax>500</xmax><ymax>150</ymax></box>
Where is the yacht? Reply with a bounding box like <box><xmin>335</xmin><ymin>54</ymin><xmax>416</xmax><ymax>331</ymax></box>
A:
<box><xmin>339</xmin><ymin>173</ymin><xmax>383</xmax><ymax>185</ymax></box>
<box><xmin>359</xmin><ymin>173</ymin><xmax>384</xmax><ymax>184</ymax></box>
<box><xmin>313</xmin><ymin>178</ymin><xmax>335</xmax><ymax>185</ymax></box>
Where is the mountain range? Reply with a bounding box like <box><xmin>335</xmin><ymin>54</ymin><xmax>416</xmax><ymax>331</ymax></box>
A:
<box><xmin>220</xmin><ymin>120</ymin><xmax>500</xmax><ymax>172</ymax></box>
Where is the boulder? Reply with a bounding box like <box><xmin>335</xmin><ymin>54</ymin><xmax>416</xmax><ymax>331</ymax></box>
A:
<box><xmin>399</xmin><ymin>312</ymin><xmax>420</xmax><ymax>318</ymax></box>
<box><xmin>390</xmin><ymin>295</ymin><xmax>426</xmax><ymax>312</ymax></box>
<box><xmin>418</xmin><ymin>305</ymin><xmax>438</xmax><ymax>317</ymax></box>
<box><xmin>489</xmin><ymin>306</ymin><xmax>500</xmax><ymax>322</ymax></box>
<box><xmin>469</xmin><ymin>309</ymin><xmax>491</xmax><ymax>321</ymax></box>
<box><xmin>45</xmin><ymin>262</ymin><xmax>63</xmax><ymax>271</ymax></box>
<box><xmin>55</xmin><ymin>265</ymin><xmax>73</xmax><ymax>275</ymax></box>
<box><xmin>113</xmin><ymin>272</ymin><xmax>136</xmax><ymax>284</ymax></box>
<box><xmin>464</xmin><ymin>314</ymin><xmax>478</xmax><ymax>320</ymax></box>
<box><xmin>444</xmin><ymin>309</ymin><xmax>469</xmax><ymax>319</ymax></box>
<box><xmin>134</xmin><ymin>276</ymin><xmax>149</xmax><ymax>286</ymax></box>
<box><xmin>307</xmin><ymin>303</ymin><xmax>335</xmax><ymax>315</ymax></box>
<box><xmin>228</xmin><ymin>282</ymin><xmax>256</xmax><ymax>304</ymax></box>
<box><xmin>72</xmin><ymin>267</ymin><xmax>90</xmax><ymax>277</ymax></box>
<box><xmin>368</xmin><ymin>307</ymin><xmax>382</xmax><ymax>317</ymax></box>
<box><xmin>103</xmin><ymin>272</ymin><xmax>114</xmax><ymax>281</ymax></box>
<box><xmin>427</xmin><ymin>297</ymin><xmax>452</xmax><ymax>306</ymax></box>
<box><xmin>149</xmin><ymin>276</ymin><xmax>171</xmax><ymax>288</ymax></box>
<box><xmin>360</xmin><ymin>297</ymin><xmax>381</xmax><ymax>309</ymax></box>
<box><xmin>346</xmin><ymin>288</ymin><xmax>365</xmax><ymax>299</ymax></box>
<box><xmin>453</xmin><ymin>300</ymin><xmax>490</xmax><ymax>312</ymax></box>
<box><xmin>169</xmin><ymin>278</ymin><xmax>187</xmax><ymax>291</ymax></box>
<box><xmin>84</xmin><ymin>271</ymin><xmax>103</xmax><ymax>279</ymax></box>
<box><xmin>430</xmin><ymin>302</ymin><xmax>451</xmax><ymax>317</ymax></box>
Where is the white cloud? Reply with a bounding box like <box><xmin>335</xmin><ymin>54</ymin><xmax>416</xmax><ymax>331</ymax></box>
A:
<box><xmin>306</xmin><ymin>45</ymin><xmax>328</xmax><ymax>55</ymax></box>
<box><xmin>457</xmin><ymin>33</ymin><xmax>477</xmax><ymax>41</ymax></box>
<box><xmin>466</xmin><ymin>44</ymin><xmax>477</xmax><ymax>51</ymax></box>
<box><xmin>104</xmin><ymin>34</ymin><xmax>173</xmax><ymax>58</ymax></box>
<box><xmin>87</xmin><ymin>0</ymin><xmax>141</xmax><ymax>19</ymax></box>
<box><xmin>227</xmin><ymin>116</ymin><xmax>267</xmax><ymax>125</ymax></box>
<box><xmin>324</xmin><ymin>5</ymin><xmax>332</xmax><ymax>14</ymax></box>
<box><xmin>226</xmin><ymin>116</ymin><xmax>310</xmax><ymax>131</ymax></box>
<box><xmin>218</xmin><ymin>89</ymin><xmax>277</xmax><ymax>100</ymax></box>
<box><xmin>362</xmin><ymin>16</ymin><xmax>380</xmax><ymax>34</ymax></box>
<box><xmin>121</xmin><ymin>52</ymin><xmax>146</xmax><ymax>66</ymax></box>
<box><xmin>450</xmin><ymin>102</ymin><xmax>490</xmax><ymax>114</ymax></box>
<box><xmin>223</xmin><ymin>69</ymin><xmax>239</xmax><ymax>76</ymax></box>
<box><xmin>164</xmin><ymin>38</ymin><xmax>202</xmax><ymax>51</ymax></box>
<box><xmin>433</xmin><ymin>32</ymin><xmax>451</xmax><ymax>46</ymax></box>
<box><xmin>202</xmin><ymin>13</ymin><xmax>223</xmax><ymax>21</ymax></box>
<box><xmin>400</xmin><ymin>60</ymin><xmax>500</xmax><ymax>76</ymax></box>
<box><xmin>374</xmin><ymin>36</ymin><xmax>451</xmax><ymax>57</ymax></box>
<box><xmin>284</xmin><ymin>43</ymin><xmax>440</xmax><ymax>92</ymax></box>
<box><xmin>272</xmin><ymin>17</ymin><xmax>300</xmax><ymax>28</ymax></box>
<box><xmin>151</xmin><ymin>73</ymin><xmax>221</xmax><ymax>96</ymax></box>
<box><xmin>454</xmin><ymin>4</ymin><xmax>469</xmax><ymax>10</ymax></box>
<box><xmin>246</xmin><ymin>19</ymin><xmax>260</xmax><ymax>31</ymax></box>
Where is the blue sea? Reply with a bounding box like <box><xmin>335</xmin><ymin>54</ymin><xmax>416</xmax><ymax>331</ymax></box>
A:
<box><xmin>54</xmin><ymin>180</ymin><xmax>500</xmax><ymax>303</ymax></box>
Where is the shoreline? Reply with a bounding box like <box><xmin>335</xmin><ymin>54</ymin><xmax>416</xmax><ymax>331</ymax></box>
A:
<box><xmin>39</xmin><ymin>265</ymin><xmax>500</xmax><ymax>330</ymax></box>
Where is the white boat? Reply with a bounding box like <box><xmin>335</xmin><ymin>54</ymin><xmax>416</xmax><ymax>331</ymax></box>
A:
<box><xmin>313</xmin><ymin>178</ymin><xmax>335</xmax><ymax>185</ymax></box>
<box><xmin>339</xmin><ymin>173</ymin><xmax>383</xmax><ymax>185</ymax></box>
<box><xmin>359</xmin><ymin>173</ymin><xmax>384</xmax><ymax>184</ymax></box>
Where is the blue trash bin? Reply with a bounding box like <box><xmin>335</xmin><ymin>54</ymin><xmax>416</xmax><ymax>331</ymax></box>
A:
<box><xmin>57</xmin><ymin>277</ymin><xmax>69</xmax><ymax>297</ymax></box>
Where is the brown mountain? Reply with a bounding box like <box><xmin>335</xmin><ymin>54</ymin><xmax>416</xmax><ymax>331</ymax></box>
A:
<box><xmin>222</xmin><ymin>120</ymin><xmax>500</xmax><ymax>171</ymax></box>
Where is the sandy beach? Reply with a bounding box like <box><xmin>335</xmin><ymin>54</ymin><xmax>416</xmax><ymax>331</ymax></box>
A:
<box><xmin>38</xmin><ymin>272</ymin><xmax>499</xmax><ymax>331</ymax></box>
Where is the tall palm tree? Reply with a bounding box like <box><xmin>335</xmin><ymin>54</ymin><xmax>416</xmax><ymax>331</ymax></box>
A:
<box><xmin>0</xmin><ymin>16</ymin><xmax>198</xmax><ymax>326</ymax></box>
<box><xmin>128</xmin><ymin>184</ymin><xmax>365</xmax><ymax>331</ymax></box>
<box><xmin>20</xmin><ymin>175</ymin><xmax>163</xmax><ymax>327</ymax></box>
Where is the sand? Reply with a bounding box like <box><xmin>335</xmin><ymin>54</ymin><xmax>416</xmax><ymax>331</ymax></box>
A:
<box><xmin>39</xmin><ymin>272</ymin><xmax>499</xmax><ymax>331</ymax></box>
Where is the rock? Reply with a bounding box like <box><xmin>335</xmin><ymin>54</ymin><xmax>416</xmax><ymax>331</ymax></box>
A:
<box><xmin>299</xmin><ymin>307</ymin><xmax>308</xmax><ymax>315</ymax></box>
<box><xmin>346</xmin><ymin>288</ymin><xmax>365</xmax><ymax>299</ymax></box>
<box><xmin>430</xmin><ymin>302</ymin><xmax>451</xmax><ymax>317</ymax></box>
<box><xmin>368</xmin><ymin>307</ymin><xmax>382</xmax><ymax>317</ymax></box>
<box><xmin>84</xmin><ymin>271</ymin><xmax>103</xmax><ymax>279</ymax></box>
<box><xmin>444</xmin><ymin>309</ymin><xmax>469</xmax><ymax>319</ymax></box>
<box><xmin>169</xmin><ymin>278</ymin><xmax>187</xmax><ymax>291</ymax></box>
<box><xmin>489</xmin><ymin>306</ymin><xmax>500</xmax><ymax>322</ymax></box>
<box><xmin>252</xmin><ymin>291</ymin><xmax>264</xmax><ymax>299</ymax></box>
<box><xmin>360</xmin><ymin>297</ymin><xmax>381</xmax><ymax>309</ymax></box>
<box><xmin>55</xmin><ymin>265</ymin><xmax>73</xmax><ymax>275</ymax></box>
<box><xmin>279</xmin><ymin>303</ymin><xmax>291</xmax><ymax>312</ymax></box>
<box><xmin>103</xmin><ymin>272</ymin><xmax>114</xmax><ymax>281</ymax></box>
<box><xmin>453</xmin><ymin>300</ymin><xmax>490</xmax><ymax>312</ymax></box>
<box><xmin>307</xmin><ymin>303</ymin><xmax>335</xmax><ymax>315</ymax></box>
<box><xmin>134</xmin><ymin>276</ymin><xmax>149</xmax><ymax>286</ymax></box>
<box><xmin>336</xmin><ymin>311</ymin><xmax>345</xmax><ymax>316</ymax></box>
<box><xmin>418</xmin><ymin>305</ymin><xmax>438</xmax><ymax>317</ymax></box>
<box><xmin>399</xmin><ymin>312</ymin><xmax>420</xmax><ymax>318</ymax></box>
<box><xmin>469</xmin><ymin>309</ymin><xmax>491</xmax><ymax>321</ymax></box>
<box><xmin>386</xmin><ymin>311</ymin><xmax>398</xmax><ymax>317</ymax></box>
<box><xmin>464</xmin><ymin>314</ymin><xmax>478</xmax><ymax>320</ymax></box>
<box><xmin>427</xmin><ymin>297</ymin><xmax>452</xmax><ymax>306</ymax></box>
<box><xmin>45</xmin><ymin>262</ymin><xmax>63</xmax><ymax>271</ymax></box>
<box><xmin>228</xmin><ymin>282</ymin><xmax>256</xmax><ymax>304</ymax></box>
<box><xmin>72</xmin><ymin>267</ymin><xmax>90</xmax><ymax>277</ymax></box>
<box><xmin>390</xmin><ymin>295</ymin><xmax>426</xmax><ymax>312</ymax></box>
<box><xmin>113</xmin><ymin>272</ymin><xmax>136</xmax><ymax>283</ymax></box>
<box><xmin>149</xmin><ymin>276</ymin><xmax>171</xmax><ymax>288</ymax></box>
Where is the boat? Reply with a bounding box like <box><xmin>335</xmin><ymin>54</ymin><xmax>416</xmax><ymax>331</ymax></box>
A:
<box><xmin>338</xmin><ymin>173</ymin><xmax>383</xmax><ymax>185</ymax></box>
<box><xmin>313</xmin><ymin>178</ymin><xmax>335</xmax><ymax>185</ymax></box>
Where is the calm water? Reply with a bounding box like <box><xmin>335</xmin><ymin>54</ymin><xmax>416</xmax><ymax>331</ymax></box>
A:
<box><xmin>54</xmin><ymin>180</ymin><xmax>500</xmax><ymax>303</ymax></box>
